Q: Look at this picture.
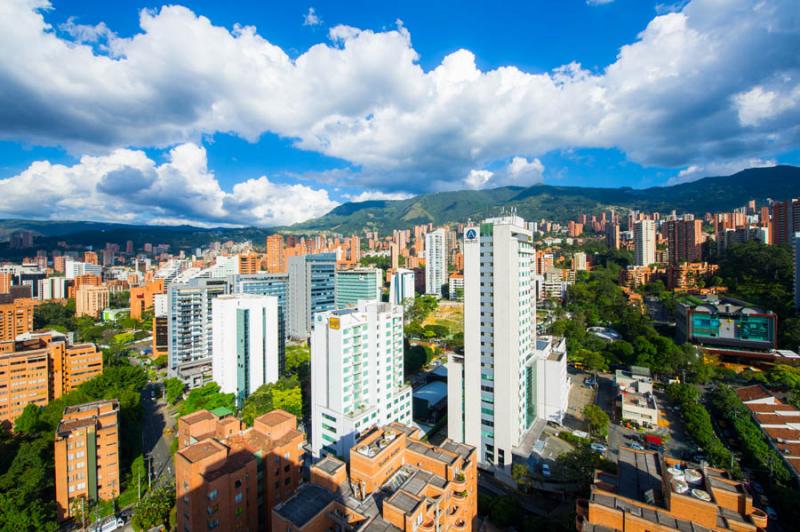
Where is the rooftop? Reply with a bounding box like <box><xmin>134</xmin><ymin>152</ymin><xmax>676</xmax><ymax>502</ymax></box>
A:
<box><xmin>735</xmin><ymin>384</ymin><xmax>773</xmax><ymax>403</ymax></box>
<box><xmin>412</xmin><ymin>381</ymin><xmax>448</xmax><ymax>405</ymax></box>
<box><xmin>315</xmin><ymin>455</ymin><xmax>346</xmax><ymax>476</ymax></box>
<box><xmin>385</xmin><ymin>490</ymin><xmax>422</xmax><ymax>515</ymax></box>
<box><xmin>256</xmin><ymin>409</ymin><xmax>293</xmax><ymax>427</ymax></box>
<box><xmin>178</xmin><ymin>439</ymin><xmax>226</xmax><ymax>464</ymax></box>
<box><xmin>180</xmin><ymin>410</ymin><xmax>216</xmax><ymax>425</ymax></box>
<box><xmin>273</xmin><ymin>483</ymin><xmax>335</xmax><ymax>527</ymax></box>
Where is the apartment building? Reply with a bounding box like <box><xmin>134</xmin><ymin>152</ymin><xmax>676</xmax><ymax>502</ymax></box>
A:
<box><xmin>211</xmin><ymin>294</ymin><xmax>280</xmax><ymax>407</ymax></box>
<box><xmin>311</xmin><ymin>301</ymin><xmax>412</xmax><ymax>458</ymax></box>
<box><xmin>273</xmin><ymin>424</ymin><xmax>478</xmax><ymax>532</ymax></box>
<box><xmin>287</xmin><ymin>253</ymin><xmax>336</xmax><ymax>339</ymax></box>
<box><xmin>129</xmin><ymin>278</ymin><xmax>165</xmax><ymax>320</ymax></box>
<box><xmin>75</xmin><ymin>285</ymin><xmax>110</xmax><ymax>318</ymax></box>
<box><xmin>634</xmin><ymin>219</ymin><xmax>656</xmax><ymax>267</ymax></box>
<box><xmin>771</xmin><ymin>198</ymin><xmax>800</xmax><ymax>247</ymax></box>
<box><xmin>665</xmin><ymin>217</ymin><xmax>703</xmax><ymax>264</ymax></box>
<box><xmin>54</xmin><ymin>400</ymin><xmax>120</xmax><ymax>521</ymax></box>
<box><xmin>238</xmin><ymin>252</ymin><xmax>261</xmax><ymax>275</ymax></box>
<box><xmin>0</xmin><ymin>332</ymin><xmax>102</xmax><ymax>427</ymax></box>
<box><xmin>175</xmin><ymin>408</ymin><xmax>304</xmax><ymax>532</ymax></box>
<box><xmin>265</xmin><ymin>234</ymin><xmax>286</xmax><ymax>273</ymax></box>
<box><xmin>235</xmin><ymin>273</ymin><xmax>289</xmax><ymax>373</ymax></box>
<box><xmin>0</xmin><ymin>297</ymin><xmax>36</xmax><ymax>341</ymax></box>
<box><xmin>576</xmin><ymin>447</ymin><xmax>768</xmax><ymax>531</ymax></box>
<box><xmin>448</xmin><ymin>273</ymin><xmax>464</xmax><ymax>301</ymax></box>
<box><xmin>335</xmin><ymin>268</ymin><xmax>382</xmax><ymax>309</ymax></box>
<box><xmin>424</xmin><ymin>228</ymin><xmax>447</xmax><ymax>296</ymax></box>
<box><xmin>389</xmin><ymin>268</ymin><xmax>415</xmax><ymax>307</ymax></box>
<box><xmin>167</xmin><ymin>277</ymin><xmax>229</xmax><ymax>374</ymax></box>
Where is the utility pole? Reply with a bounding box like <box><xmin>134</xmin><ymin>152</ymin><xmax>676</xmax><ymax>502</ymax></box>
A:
<box><xmin>137</xmin><ymin>469</ymin><xmax>141</xmax><ymax>500</ymax></box>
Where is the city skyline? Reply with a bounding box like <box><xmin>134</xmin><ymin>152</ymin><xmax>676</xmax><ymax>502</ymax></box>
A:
<box><xmin>0</xmin><ymin>0</ymin><xmax>798</xmax><ymax>227</ymax></box>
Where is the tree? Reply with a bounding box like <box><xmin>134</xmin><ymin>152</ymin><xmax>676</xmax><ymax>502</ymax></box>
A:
<box><xmin>152</xmin><ymin>355</ymin><xmax>168</xmax><ymax>369</ymax></box>
<box><xmin>511</xmin><ymin>463</ymin><xmax>532</xmax><ymax>491</ymax></box>
<box><xmin>488</xmin><ymin>495</ymin><xmax>521</xmax><ymax>528</ymax></box>
<box><xmin>556</xmin><ymin>446</ymin><xmax>604</xmax><ymax>491</ymax></box>
<box><xmin>241</xmin><ymin>377</ymin><xmax>302</xmax><ymax>425</ymax></box>
<box><xmin>178</xmin><ymin>382</ymin><xmax>235</xmax><ymax>417</ymax></box>
<box><xmin>583</xmin><ymin>404</ymin><xmax>610</xmax><ymax>438</ymax></box>
<box><xmin>13</xmin><ymin>404</ymin><xmax>44</xmax><ymax>435</ymax></box>
<box><xmin>131</xmin><ymin>482</ymin><xmax>175</xmax><ymax>531</ymax></box>
<box><xmin>164</xmin><ymin>378</ymin><xmax>185</xmax><ymax>405</ymax></box>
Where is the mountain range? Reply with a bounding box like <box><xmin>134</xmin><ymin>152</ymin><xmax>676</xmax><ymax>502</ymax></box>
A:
<box><xmin>0</xmin><ymin>165</ymin><xmax>797</xmax><ymax>253</ymax></box>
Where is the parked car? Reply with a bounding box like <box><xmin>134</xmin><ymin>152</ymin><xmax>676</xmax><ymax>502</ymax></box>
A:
<box><xmin>541</xmin><ymin>463</ymin><xmax>551</xmax><ymax>477</ymax></box>
<box><xmin>590</xmin><ymin>443</ymin><xmax>607</xmax><ymax>454</ymax></box>
<box><xmin>629</xmin><ymin>442</ymin><xmax>645</xmax><ymax>451</ymax></box>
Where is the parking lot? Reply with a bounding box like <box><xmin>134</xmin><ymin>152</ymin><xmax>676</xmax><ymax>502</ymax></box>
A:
<box><xmin>563</xmin><ymin>367</ymin><xmax>596</xmax><ymax>432</ymax></box>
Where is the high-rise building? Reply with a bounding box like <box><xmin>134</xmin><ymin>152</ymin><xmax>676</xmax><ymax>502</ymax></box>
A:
<box><xmin>389</xmin><ymin>268</ymin><xmax>415</xmax><ymax>306</ymax></box>
<box><xmin>450</xmin><ymin>216</ymin><xmax>568</xmax><ymax>471</ymax></box>
<box><xmin>0</xmin><ymin>297</ymin><xmax>36</xmax><ymax>341</ymax></box>
<box><xmin>238</xmin><ymin>252</ymin><xmax>260</xmax><ymax>275</ymax></box>
<box><xmin>287</xmin><ymin>253</ymin><xmax>336</xmax><ymax>339</ymax></box>
<box><xmin>274</xmin><ymin>424</ymin><xmax>478</xmax><ymax>531</ymax></box>
<box><xmin>168</xmin><ymin>277</ymin><xmax>230</xmax><ymax>373</ymax></box>
<box><xmin>64</xmin><ymin>260</ymin><xmax>102</xmax><ymax>280</ymax></box>
<box><xmin>265</xmin><ymin>234</ymin><xmax>286</xmax><ymax>273</ymax></box>
<box><xmin>212</xmin><ymin>294</ymin><xmax>280</xmax><ymax>407</ymax></box>
<box><xmin>54</xmin><ymin>400</ymin><xmax>120</xmax><ymax>521</ymax></box>
<box><xmin>38</xmin><ymin>277</ymin><xmax>69</xmax><ymax>300</ymax></box>
<box><xmin>129</xmin><ymin>278</ymin><xmax>165</xmax><ymax>320</ymax></box>
<box><xmin>75</xmin><ymin>285</ymin><xmax>109</xmax><ymax>318</ymax></box>
<box><xmin>311</xmin><ymin>301</ymin><xmax>412</xmax><ymax>458</ymax></box>
<box><xmin>772</xmin><ymin>199</ymin><xmax>800</xmax><ymax>247</ymax></box>
<box><xmin>794</xmin><ymin>232</ymin><xmax>800</xmax><ymax>310</ymax></box>
<box><xmin>176</xmin><ymin>409</ymin><xmax>304</xmax><ymax>532</ymax></box>
<box><xmin>605</xmin><ymin>222</ymin><xmax>621</xmax><ymax>250</ymax></box>
<box><xmin>573</xmin><ymin>251</ymin><xmax>588</xmax><ymax>271</ymax></box>
<box><xmin>634</xmin><ymin>219</ymin><xmax>656</xmax><ymax>267</ymax></box>
<box><xmin>450</xmin><ymin>216</ymin><xmax>534</xmax><ymax>468</ymax></box>
<box><xmin>424</xmin><ymin>228</ymin><xmax>447</xmax><ymax>296</ymax></box>
<box><xmin>235</xmin><ymin>273</ymin><xmax>288</xmax><ymax>372</ymax></box>
<box><xmin>334</xmin><ymin>268</ymin><xmax>382</xmax><ymax>309</ymax></box>
<box><xmin>665</xmin><ymin>217</ymin><xmax>703</xmax><ymax>264</ymax></box>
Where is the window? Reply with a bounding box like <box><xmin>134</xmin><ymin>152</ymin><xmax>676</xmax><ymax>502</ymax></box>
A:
<box><xmin>208</xmin><ymin>489</ymin><xmax>218</xmax><ymax>501</ymax></box>
<box><xmin>234</xmin><ymin>492</ymin><xmax>243</xmax><ymax>503</ymax></box>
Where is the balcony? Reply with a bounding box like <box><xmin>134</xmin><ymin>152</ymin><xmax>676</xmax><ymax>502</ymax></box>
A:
<box><xmin>453</xmin><ymin>490</ymin><xmax>468</xmax><ymax>501</ymax></box>
<box><xmin>453</xmin><ymin>519</ymin><xmax>467</xmax><ymax>530</ymax></box>
<box><xmin>420</xmin><ymin>520</ymin><xmax>435</xmax><ymax>532</ymax></box>
<box><xmin>451</xmin><ymin>473</ymin><xmax>467</xmax><ymax>491</ymax></box>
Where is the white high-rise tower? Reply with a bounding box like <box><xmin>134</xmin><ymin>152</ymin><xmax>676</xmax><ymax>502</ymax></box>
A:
<box><xmin>425</xmin><ymin>228</ymin><xmax>447</xmax><ymax>296</ymax></box>
<box><xmin>634</xmin><ymin>219</ymin><xmax>656</xmax><ymax>267</ymax></box>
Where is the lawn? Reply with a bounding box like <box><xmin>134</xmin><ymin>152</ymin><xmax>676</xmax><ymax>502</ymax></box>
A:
<box><xmin>422</xmin><ymin>301</ymin><xmax>464</xmax><ymax>335</ymax></box>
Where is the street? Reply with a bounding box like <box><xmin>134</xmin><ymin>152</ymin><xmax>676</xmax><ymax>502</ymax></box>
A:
<box><xmin>141</xmin><ymin>382</ymin><xmax>175</xmax><ymax>488</ymax></box>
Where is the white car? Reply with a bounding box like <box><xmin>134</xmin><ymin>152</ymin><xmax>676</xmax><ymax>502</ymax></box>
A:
<box><xmin>590</xmin><ymin>443</ymin><xmax>607</xmax><ymax>454</ymax></box>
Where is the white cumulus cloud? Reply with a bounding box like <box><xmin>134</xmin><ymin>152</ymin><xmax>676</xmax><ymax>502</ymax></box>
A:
<box><xmin>0</xmin><ymin>0</ymin><xmax>796</xmax><ymax>199</ymax></box>
<box><xmin>0</xmin><ymin>143</ymin><xmax>338</xmax><ymax>226</ymax></box>
<box><xmin>303</xmin><ymin>7</ymin><xmax>322</xmax><ymax>27</ymax></box>
<box><xmin>344</xmin><ymin>190</ymin><xmax>414</xmax><ymax>202</ymax></box>
<box><xmin>667</xmin><ymin>158</ymin><xmax>777</xmax><ymax>185</ymax></box>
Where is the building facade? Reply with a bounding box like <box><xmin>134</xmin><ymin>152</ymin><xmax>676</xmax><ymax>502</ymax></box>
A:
<box><xmin>424</xmin><ymin>228</ymin><xmax>447</xmax><ymax>296</ymax></box>
<box><xmin>634</xmin><ymin>219</ymin><xmax>656</xmax><ymax>267</ymax></box>
<box><xmin>335</xmin><ymin>268</ymin><xmax>382</xmax><ymax>309</ymax></box>
<box><xmin>452</xmin><ymin>216</ymin><xmax>536</xmax><ymax>468</ymax></box>
<box><xmin>311</xmin><ymin>301</ymin><xmax>412</xmax><ymax>458</ymax></box>
<box><xmin>75</xmin><ymin>285</ymin><xmax>110</xmax><ymax>319</ymax></box>
<box><xmin>287</xmin><ymin>253</ymin><xmax>336</xmax><ymax>339</ymax></box>
<box><xmin>175</xmin><ymin>408</ymin><xmax>304</xmax><ymax>532</ymax></box>
<box><xmin>389</xmin><ymin>268</ymin><xmax>416</xmax><ymax>307</ymax></box>
<box><xmin>0</xmin><ymin>333</ymin><xmax>102</xmax><ymax>427</ymax></box>
<box><xmin>235</xmin><ymin>273</ymin><xmax>289</xmax><ymax>373</ymax></box>
<box><xmin>168</xmin><ymin>277</ymin><xmax>230</xmax><ymax>373</ymax></box>
<box><xmin>211</xmin><ymin>294</ymin><xmax>280</xmax><ymax>407</ymax></box>
<box><xmin>0</xmin><ymin>297</ymin><xmax>35</xmax><ymax>341</ymax></box>
<box><xmin>54</xmin><ymin>400</ymin><xmax>120</xmax><ymax>521</ymax></box>
<box><xmin>665</xmin><ymin>217</ymin><xmax>703</xmax><ymax>264</ymax></box>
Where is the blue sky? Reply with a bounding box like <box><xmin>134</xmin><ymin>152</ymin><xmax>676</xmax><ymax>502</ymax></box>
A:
<box><xmin>0</xmin><ymin>0</ymin><xmax>798</xmax><ymax>226</ymax></box>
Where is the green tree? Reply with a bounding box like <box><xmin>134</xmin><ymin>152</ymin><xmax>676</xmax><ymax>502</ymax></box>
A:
<box><xmin>131</xmin><ymin>482</ymin><xmax>175</xmax><ymax>531</ymax></box>
<box><xmin>488</xmin><ymin>495</ymin><xmax>521</xmax><ymax>528</ymax></box>
<box><xmin>13</xmin><ymin>404</ymin><xmax>44</xmax><ymax>435</ymax></box>
<box><xmin>555</xmin><ymin>446</ymin><xmax>604</xmax><ymax>491</ymax></box>
<box><xmin>178</xmin><ymin>382</ymin><xmax>235</xmax><ymax>417</ymax></box>
<box><xmin>164</xmin><ymin>378</ymin><xmax>185</xmax><ymax>405</ymax></box>
<box><xmin>583</xmin><ymin>404</ymin><xmax>610</xmax><ymax>438</ymax></box>
<box><xmin>511</xmin><ymin>463</ymin><xmax>532</xmax><ymax>491</ymax></box>
<box><xmin>152</xmin><ymin>355</ymin><xmax>168</xmax><ymax>369</ymax></box>
<box><xmin>241</xmin><ymin>377</ymin><xmax>302</xmax><ymax>425</ymax></box>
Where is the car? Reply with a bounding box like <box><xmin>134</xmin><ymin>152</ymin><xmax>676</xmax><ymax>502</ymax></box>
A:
<box><xmin>629</xmin><ymin>442</ymin><xmax>645</xmax><ymax>451</ymax></box>
<box><xmin>541</xmin><ymin>463</ymin><xmax>551</xmax><ymax>477</ymax></box>
<box><xmin>590</xmin><ymin>443</ymin><xmax>607</xmax><ymax>454</ymax></box>
<box><xmin>765</xmin><ymin>507</ymin><xmax>777</xmax><ymax>520</ymax></box>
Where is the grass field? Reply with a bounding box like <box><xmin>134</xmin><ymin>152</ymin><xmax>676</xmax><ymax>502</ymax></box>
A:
<box><xmin>422</xmin><ymin>300</ymin><xmax>464</xmax><ymax>335</ymax></box>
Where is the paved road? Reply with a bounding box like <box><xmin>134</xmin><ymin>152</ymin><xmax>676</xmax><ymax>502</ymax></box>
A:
<box><xmin>141</xmin><ymin>382</ymin><xmax>175</xmax><ymax>488</ymax></box>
